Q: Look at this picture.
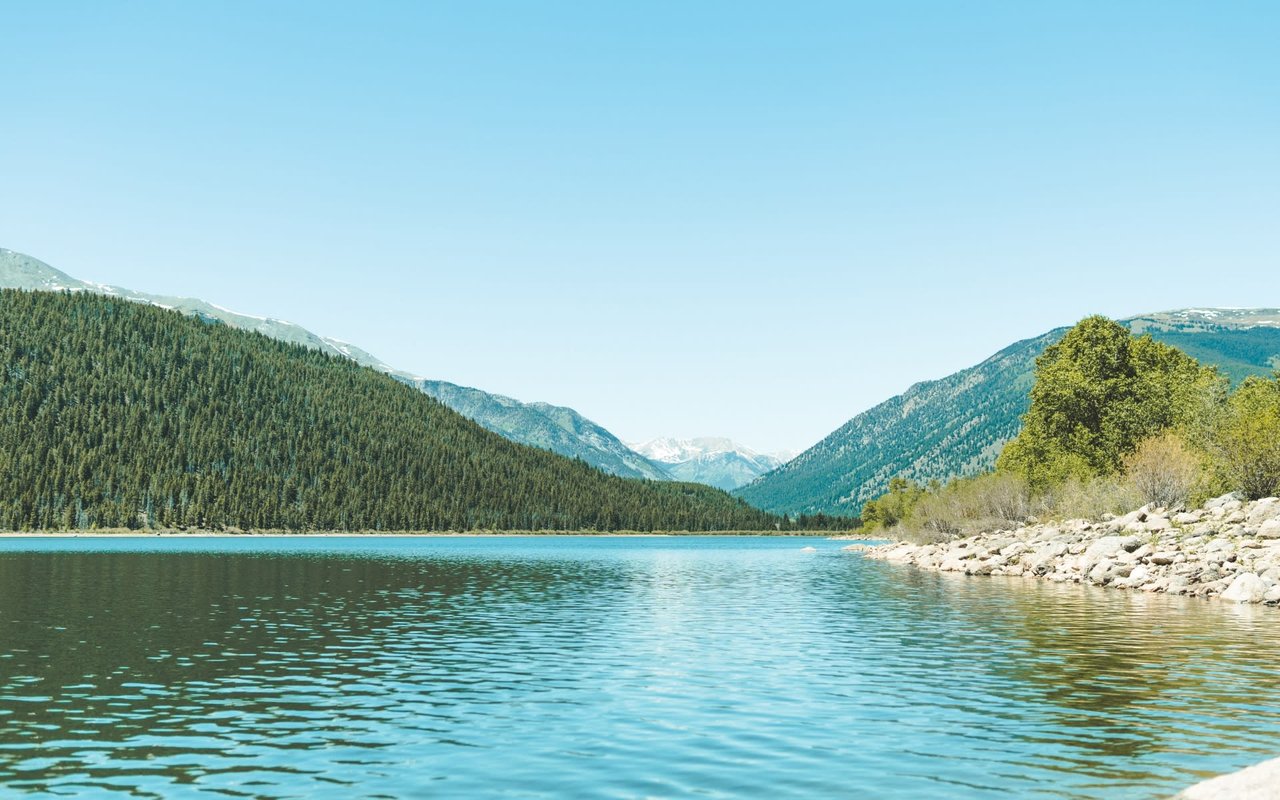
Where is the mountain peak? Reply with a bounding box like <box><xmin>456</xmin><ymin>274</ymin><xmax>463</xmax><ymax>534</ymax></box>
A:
<box><xmin>627</xmin><ymin>437</ymin><xmax>795</xmax><ymax>491</ymax></box>
<box><xmin>1126</xmin><ymin>308</ymin><xmax>1280</xmax><ymax>332</ymax></box>
<box><xmin>0</xmin><ymin>248</ymin><xmax>87</xmax><ymax>291</ymax></box>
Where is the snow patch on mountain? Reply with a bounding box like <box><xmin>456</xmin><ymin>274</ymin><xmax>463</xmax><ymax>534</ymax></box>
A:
<box><xmin>628</xmin><ymin>437</ymin><xmax>795</xmax><ymax>491</ymax></box>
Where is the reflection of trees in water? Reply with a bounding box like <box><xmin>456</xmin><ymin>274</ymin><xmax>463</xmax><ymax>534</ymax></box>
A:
<box><xmin>810</xmin><ymin>557</ymin><xmax>1280</xmax><ymax>765</ymax></box>
<box><xmin>0</xmin><ymin>550</ymin><xmax>624</xmax><ymax>781</ymax></box>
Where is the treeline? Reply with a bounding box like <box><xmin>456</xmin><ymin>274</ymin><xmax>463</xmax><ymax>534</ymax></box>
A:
<box><xmin>0</xmin><ymin>290</ymin><xmax>787</xmax><ymax>532</ymax></box>
<box><xmin>861</xmin><ymin>316</ymin><xmax>1280</xmax><ymax>539</ymax></box>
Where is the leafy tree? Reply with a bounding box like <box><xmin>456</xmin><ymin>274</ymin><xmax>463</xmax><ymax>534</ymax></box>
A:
<box><xmin>1208</xmin><ymin>375</ymin><xmax>1280</xmax><ymax>500</ymax></box>
<box><xmin>997</xmin><ymin>316</ymin><xmax>1224</xmax><ymax>488</ymax></box>
<box><xmin>860</xmin><ymin>477</ymin><xmax>926</xmax><ymax>530</ymax></box>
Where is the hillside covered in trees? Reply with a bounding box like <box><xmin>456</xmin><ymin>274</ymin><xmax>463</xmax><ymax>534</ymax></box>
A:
<box><xmin>0</xmin><ymin>290</ymin><xmax>781</xmax><ymax>532</ymax></box>
<box><xmin>859</xmin><ymin>316</ymin><xmax>1280</xmax><ymax>539</ymax></box>
<box><xmin>737</xmin><ymin>309</ymin><xmax>1280</xmax><ymax>517</ymax></box>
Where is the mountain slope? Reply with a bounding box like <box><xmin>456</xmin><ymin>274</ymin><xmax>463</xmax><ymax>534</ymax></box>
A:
<box><xmin>403</xmin><ymin>379</ymin><xmax>669</xmax><ymax>481</ymax></box>
<box><xmin>0</xmin><ymin>248</ymin><xmax>661</xmax><ymax>481</ymax></box>
<box><xmin>0</xmin><ymin>289</ymin><xmax>778</xmax><ymax>531</ymax></box>
<box><xmin>737</xmin><ymin>310</ymin><xmax>1280</xmax><ymax>517</ymax></box>
<box><xmin>630</xmin><ymin>437</ymin><xmax>793</xmax><ymax>491</ymax></box>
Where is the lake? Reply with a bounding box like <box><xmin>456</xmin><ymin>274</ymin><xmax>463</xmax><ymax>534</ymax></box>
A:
<box><xmin>1</xmin><ymin>535</ymin><xmax>1277</xmax><ymax>798</ymax></box>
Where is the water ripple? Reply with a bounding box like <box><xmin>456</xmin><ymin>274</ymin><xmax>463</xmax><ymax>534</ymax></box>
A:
<box><xmin>1</xmin><ymin>537</ymin><xmax>1278</xmax><ymax>798</ymax></box>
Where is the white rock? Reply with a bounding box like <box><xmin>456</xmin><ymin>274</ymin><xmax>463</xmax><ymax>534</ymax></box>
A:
<box><xmin>1247</xmin><ymin>497</ymin><xmax>1280</xmax><ymax>524</ymax></box>
<box><xmin>1144</xmin><ymin>515</ymin><xmax>1172</xmax><ymax>532</ymax></box>
<box><xmin>1221</xmin><ymin>573</ymin><xmax>1268</xmax><ymax>604</ymax></box>
<box><xmin>1176</xmin><ymin>754</ymin><xmax>1280</xmax><ymax>799</ymax></box>
<box><xmin>1259</xmin><ymin>519</ymin><xmax>1280</xmax><ymax>539</ymax></box>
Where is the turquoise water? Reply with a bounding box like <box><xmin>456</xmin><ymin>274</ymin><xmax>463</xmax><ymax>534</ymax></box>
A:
<box><xmin>1</xmin><ymin>535</ymin><xmax>1278</xmax><ymax>798</ymax></box>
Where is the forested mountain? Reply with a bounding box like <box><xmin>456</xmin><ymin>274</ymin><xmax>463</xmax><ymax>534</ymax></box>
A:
<box><xmin>630</xmin><ymin>437</ymin><xmax>794</xmax><ymax>490</ymax></box>
<box><xmin>0</xmin><ymin>290</ymin><xmax>779</xmax><ymax>531</ymax></box>
<box><xmin>0</xmin><ymin>248</ymin><xmax>664</xmax><ymax>482</ymax></box>
<box><xmin>736</xmin><ymin>310</ymin><xmax>1280</xmax><ymax>516</ymax></box>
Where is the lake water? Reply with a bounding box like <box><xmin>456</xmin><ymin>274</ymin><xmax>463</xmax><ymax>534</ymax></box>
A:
<box><xmin>1</xmin><ymin>536</ymin><xmax>1278</xmax><ymax>798</ymax></box>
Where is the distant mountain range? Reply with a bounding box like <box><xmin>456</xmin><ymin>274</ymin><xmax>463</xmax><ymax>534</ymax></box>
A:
<box><xmin>629</xmin><ymin>437</ymin><xmax>796</xmax><ymax>491</ymax></box>
<box><xmin>0</xmin><ymin>248</ymin><xmax>668</xmax><ymax>481</ymax></box>
<box><xmin>736</xmin><ymin>309</ymin><xmax>1280</xmax><ymax>517</ymax></box>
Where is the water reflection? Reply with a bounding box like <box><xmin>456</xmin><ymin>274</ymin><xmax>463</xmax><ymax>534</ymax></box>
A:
<box><xmin>1</xmin><ymin>538</ymin><xmax>1277</xmax><ymax>798</ymax></box>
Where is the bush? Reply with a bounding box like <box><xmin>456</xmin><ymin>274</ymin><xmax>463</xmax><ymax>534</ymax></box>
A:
<box><xmin>898</xmin><ymin>472</ymin><xmax>1033</xmax><ymax>539</ymax></box>
<box><xmin>859</xmin><ymin>477</ymin><xmax>925</xmax><ymax>530</ymax></box>
<box><xmin>1209</xmin><ymin>376</ymin><xmax>1280</xmax><ymax>500</ymax></box>
<box><xmin>1124</xmin><ymin>432</ymin><xmax>1202</xmax><ymax>508</ymax></box>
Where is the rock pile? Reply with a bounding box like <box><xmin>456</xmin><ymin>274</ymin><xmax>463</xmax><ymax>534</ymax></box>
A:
<box><xmin>846</xmin><ymin>494</ymin><xmax>1280</xmax><ymax>605</ymax></box>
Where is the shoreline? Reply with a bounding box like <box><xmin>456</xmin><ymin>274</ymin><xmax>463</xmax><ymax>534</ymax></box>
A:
<box><xmin>845</xmin><ymin>493</ymin><xmax>1280</xmax><ymax>605</ymax></box>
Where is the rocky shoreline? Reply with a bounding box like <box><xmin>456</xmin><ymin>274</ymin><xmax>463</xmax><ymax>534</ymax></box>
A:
<box><xmin>846</xmin><ymin>493</ymin><xmax>1280</xmax><ymax>604</ymax></box>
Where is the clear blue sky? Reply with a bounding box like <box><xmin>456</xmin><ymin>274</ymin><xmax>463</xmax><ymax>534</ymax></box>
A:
<box><xmin>2</xmin><ymin>2</ymin><xmax>1277</xmax><ymax>454</ymax></box>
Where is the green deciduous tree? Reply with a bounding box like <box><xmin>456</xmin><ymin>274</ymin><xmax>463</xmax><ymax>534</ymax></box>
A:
<box><xmin>1208</xmin><ymin>375</ymin><xmax>1280</xmax><ymax>500</ymax></box>
<box><xmin>997</xmin><ymin>316</ymin><xmax>1225</xmax><ymax>488</ymax></box>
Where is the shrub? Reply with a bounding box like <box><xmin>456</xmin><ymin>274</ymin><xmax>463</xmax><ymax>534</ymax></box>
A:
<box><xmin>1209</xmin><ymin>376</ymin><xmax>1280</xmax><ymax>500</ymax></box>
<box><xmin>1124</xmin><ymin>432</ymin><xmax>1202</xmax><ymax>508</ymax></box>
<box><xmin>899</xmin><ymin>472</ymin><xmax>1033</xmax><ymax>539</ymax></box>
<box><xmin>1036</xmin><ymin>476</ymin><xmax>1141</xmax><ymax>523</ymax></box>
<box><xmin>859</xmin><ymin>477</ymin><xmax>925</xmax><ymax>530</ymax></box>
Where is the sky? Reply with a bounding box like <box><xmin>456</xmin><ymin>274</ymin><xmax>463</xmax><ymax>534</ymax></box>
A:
<box><xmin>2</xmin><ymin>1</ymin><xmax>1278</xmax><ymax>454</ymax></box>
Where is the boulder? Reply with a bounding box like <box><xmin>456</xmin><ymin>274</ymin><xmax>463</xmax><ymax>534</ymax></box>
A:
<box><xmin>1144</xmin><ymin>515</ymin><xmax>1173</xmax><ymax>532</ymax></box>
<box><xmin>1109</xmin><ymin>506</ymin><xmax>1150</xmax><ymax>532</ymax></box>
<box><xmin>1247</xmin><ymin>497</ymin><xmax>1280</xmax><ymax>524</ymax></box>
<box><xmin>1082</xmin><ymin>535</ymin><xmax>1138</xmax><ymax>562</ymax></box>
<box><xmin>1221</xmin><ymin>573</ymin><xmax>1268</xmax><ymax>604</ymax></box>
<box><xmin>1259</xmin><ymin>519</ymin><xmax>1280</xmax><ymax>540</ymax></box>
<box><xmin>1174</xmin><ymin>754</ymin><xmax>1280</xmax><ymax>800</ymax></box>
<box><xmin>1204</xmin><ymin>492</ymin><xmax>1242</xmax><ymax>510</ymax></box>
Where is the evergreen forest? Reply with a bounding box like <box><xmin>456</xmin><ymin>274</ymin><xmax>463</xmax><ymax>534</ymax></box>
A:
<box><xmin>0</xmin><ymin>290</ymin><xmax>783</xmax><ymax>532</ymax></box>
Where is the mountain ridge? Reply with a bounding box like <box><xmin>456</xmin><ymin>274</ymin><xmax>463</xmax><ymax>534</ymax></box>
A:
<box><xmin>630</xmin><ymin>437</ymin><xmax>795</xmax><ymax>491</ymax></box>
<box><xmin>0</xmin><ymin>247</ymin><xmax>667</xmax><ymax>482</ymax></box>
<box><xmin>0</xmin><ymin>289</ymin><xmax>777</xmax><ymax>531</ymax></box>
<box><xmin>736</xmin><ymin>310</ymin><xmax>1280</xmax><ymax>516</ymax></box>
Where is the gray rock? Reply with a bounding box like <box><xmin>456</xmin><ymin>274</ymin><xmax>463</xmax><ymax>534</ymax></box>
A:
<box><xmin>1221</xmin><ymin>573</ymin><xmax>1269</xmax><ymax>604</ymax></box>
<box><xmin>1259</xmin><ymin>519</ymin><xmax>1280</xmax><ymax>539</ymax></box>
<box><xmin>1204</xmin><ymin>492</ymin><xmax>1242</xmax><ymax>510</ymax></box>
<box><xmin>1081</xmin><ymin>536</ymin><xmax>1139</xmax><ymax>566</ymax></box>
<box><xmin>1248</xmin><ymin>497</ymin><xmax>1280</xmax><ymax>524</ymax></box>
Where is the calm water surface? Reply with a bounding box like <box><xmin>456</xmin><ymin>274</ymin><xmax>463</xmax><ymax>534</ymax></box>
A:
<box><xmin>1</xmin><ymin>536</ymin><xmax>1278</xmax><ymax>798</ymax></box>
